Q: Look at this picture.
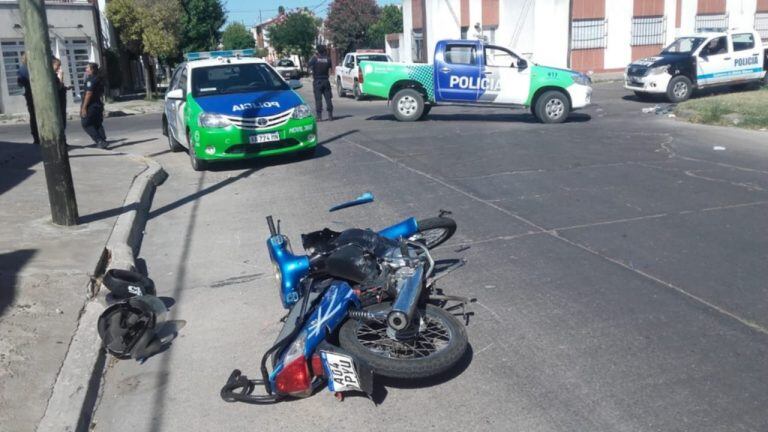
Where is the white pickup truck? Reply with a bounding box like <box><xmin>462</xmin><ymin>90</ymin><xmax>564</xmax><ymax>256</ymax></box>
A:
<box><xmin>625</xmin><ymin>29</ymin><xmax>768</xmax><ymax>102</ymax></box>
<box><xmin>335</xmin><ymin>51</ymin><xmax>391</xmax><ymax>100</ymax></box>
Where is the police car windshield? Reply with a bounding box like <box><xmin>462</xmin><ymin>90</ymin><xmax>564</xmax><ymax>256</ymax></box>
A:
<box><xmin>357</xmin><ymin>54</ymin><xmax>388</xmax><ymax>62</ymax></box>
<box><xmin>192</xmin><ymin>63</ymin><xmax>288</xmax><ymax>97</ymax></box>
<box><xmin>662</xmin><ymin>37</ymin><xmax>706</xmax><ymax>54</ymax></box>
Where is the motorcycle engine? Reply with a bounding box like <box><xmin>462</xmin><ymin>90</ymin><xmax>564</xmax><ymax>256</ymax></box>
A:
<box><xmin>322</xmin><ymin>228</ymin><xmax>396</xmax><ymax>285</ymax></box>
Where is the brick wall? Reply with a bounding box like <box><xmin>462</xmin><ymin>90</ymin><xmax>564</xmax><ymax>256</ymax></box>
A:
<box><xmin>634</xmin><ymin>0</ymin><xmax>664</xmax><ymax>16</ymax></box>
<box><xmin>697</xmin><ymin>0</ymin><xmax>726</xmax><ymax>14</ymax></box>
<box><xmin>482</xmin><ymin>0</ymin><xmax>499</xmax><ymax>27</ymax></box>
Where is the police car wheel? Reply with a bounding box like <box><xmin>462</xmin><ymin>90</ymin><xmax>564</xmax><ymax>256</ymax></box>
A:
<box><xmin>353</xmin><ymin>81</ymin><xmax>363</xmax><ymax>100</ymax></box>
<box><xmin>535</xmin><ymin>91</ymin><xmax>570</xmax><ymax>124</ymax></box>
<box><xmin>666</xmin><ymin>76</ymin><xmax>692</xmax><ymax>103</ymax></box>
<box><xmin>167</xmin><ymin>132</ymin><xmax>183</xmax><ymax>153</ymax></box>
<box><xmin>189</xmin><ymin>148</ymin><xmax>207</xmax><ymax>171</ymax></box>
<box><xmin>418</xmin><ymin>105</ymin><xmax>432</xmax><ymax>120</ymax></box>
<box><xmin>392</xmin><ymin>89</ymin><xmax>424</xmax><ymax>122</ymax></box>
<box><xmin>336</xmin><ymin>78</ymin><xmax>346</xmax><ymax>97</ymax></box>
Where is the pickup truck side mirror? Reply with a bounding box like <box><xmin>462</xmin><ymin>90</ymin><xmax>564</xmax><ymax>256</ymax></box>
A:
<box><xmin>517</xmin><ymin>59</ymin><xmax>528</xmax><ymax>70</ymax></box>
<box><xmin>166</xmin><ymin>88</ymin><xmax>184</xmax><ymax>100</ymax></box>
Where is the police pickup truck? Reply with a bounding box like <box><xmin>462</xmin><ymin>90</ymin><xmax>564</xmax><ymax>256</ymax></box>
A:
<box><xmin>359</xmin><ymin>40</ymin><xmax>592</xmax><ymax>123</ymax></box>
<box><xmin>625</xmin><ymin>29</ymin><xmax>768</xmax><ymax>102</ymax></box>
<box><xmin>334</xmin><ymin>51</ymin><xmax>391</xmax><ymax>100</ymax></box>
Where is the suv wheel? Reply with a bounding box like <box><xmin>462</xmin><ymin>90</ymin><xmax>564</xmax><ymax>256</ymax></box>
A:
<box><xmin>534</xmin><ymin>91</ymin><xmax>570</xmax><ymax>124</ymax></box>
<box><xmin>337</xmin><ymin>78</ymin><xmax>346</xmax><ymax>97</ymax></box>
<box><xmin>666</xmin><ymin>76</ymin><xmax>692</xmax><ymax>103</ymax></box>
<box><xmin>391</xmin><ymin>88</ymin><xmax>424</xmax><ymax>122</ymax></box>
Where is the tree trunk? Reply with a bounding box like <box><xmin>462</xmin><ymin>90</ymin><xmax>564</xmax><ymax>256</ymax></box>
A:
<box><xmin>19</xmin><ymin>0</ymin><xmax>79</xmax><ymax>226</ymax></box>
<box><xmin>141</xmin><ymin>53</ymin><xmax>153</xmax><ymax>100</ymax></box>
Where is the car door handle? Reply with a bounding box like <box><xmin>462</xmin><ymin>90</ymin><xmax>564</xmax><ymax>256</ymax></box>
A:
<box><xmin>482</xmin><ymin>71</ymin><xmax>493</xmax><ymax>75</ymax></box>
<box><xmin>724</xmin><ymin>57</ymin><xmax>731</xmax><ymax>60</ymax></box>
<box><xmin>440</xmin><ymin>67</ymin><xmax>451</xmax><ymax>73</ymax></box>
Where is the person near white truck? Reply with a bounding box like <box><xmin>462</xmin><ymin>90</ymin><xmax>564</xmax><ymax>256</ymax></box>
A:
<box><xmin>335</xmin><ymin>51</ymin><xmax>392</xmax><ymax>100</ymax></box>
<box><xmin>625</xmin><ymin>29</ymin><xmax>768</xmax><ymax>102</ymax></box>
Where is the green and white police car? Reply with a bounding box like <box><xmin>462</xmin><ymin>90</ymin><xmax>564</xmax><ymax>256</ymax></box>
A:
<box><xmin>162</xmin><ymin>49</ymin><xmax>317</xmax><ymax>170</ymax></box>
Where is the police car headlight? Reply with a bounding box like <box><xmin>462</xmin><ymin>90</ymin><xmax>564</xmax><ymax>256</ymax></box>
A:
<box><xmin>649</xmin><ymin>65</ymin><xmax>670</xmax><ymax>75</ymax></box>
<box><xmin>199</xmin><ymin>113</ymin><xmax>231</xmax><ymax>128</ymax></box>
<box><xmin>571</xmin><ymin>72</ymin><xmax>592</xmax><ymax>86</ymax></box>
<box><xmin>291</xmin><ymin>104</ymin><xmax>312</xmax><ymax>119</ymax></box>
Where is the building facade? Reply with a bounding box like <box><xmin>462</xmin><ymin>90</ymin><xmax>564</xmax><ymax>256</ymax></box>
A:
<box><xmin>396</xmin><ymin>0</ymin><xmax>768</xmax><ymax>72</ymax></box>
<box><xmin>0</xmin><ymin>0</ymin><xmax>106</xmax><ymax>115</ymax></box>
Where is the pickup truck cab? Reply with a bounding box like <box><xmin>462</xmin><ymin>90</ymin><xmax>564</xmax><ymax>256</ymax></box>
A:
<box><xmin>274</xmin><ymin>59</ymin><xmax>300</xmax><ymax>80</ymax></box>
<box><xmin>335</xmin><ymin>51</ymin><xmax>391</xmax><ymax>100</ymax></box>
<box><xmin>625</xmin><ymin>29</ymin><xmax>768</xmax><ymax>102</ymax></box>
<box><xmin>360</xmin><ymin>40</ymin><xmax>592</xmax><ymax>123</ymax></box>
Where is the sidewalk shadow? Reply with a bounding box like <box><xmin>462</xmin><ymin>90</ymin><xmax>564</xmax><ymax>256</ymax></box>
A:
<box><xmin>366</xmin><ymin>113</ymin><xmax>592</xmax><ymax>123</ymax></box>
<box><xmin>0</xmin><ymin>249</ymin><xmax>36</xmax><ymax>317</ymax></box>
<box><xmin>0</xmin><ymin>141</ymin><xmax>41</xmax><ymax>197</ymax></box>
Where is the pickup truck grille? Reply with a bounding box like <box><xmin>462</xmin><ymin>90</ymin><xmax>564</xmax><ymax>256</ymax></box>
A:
<box><xmin>627</xmin><ymin>65</ymin><xmax>649</xmax><ymax>77</ymax></box>
<box><xmin>225</xmin><ymin>109</ymin><xmax>294</xmax><ymax>130</ymax></box>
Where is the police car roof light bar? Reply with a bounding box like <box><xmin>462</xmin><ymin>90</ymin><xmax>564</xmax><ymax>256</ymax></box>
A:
<box><xmin>185</xmin><ymin>48</ymin><xmax>256</xmax><ymax>61</ymax></box>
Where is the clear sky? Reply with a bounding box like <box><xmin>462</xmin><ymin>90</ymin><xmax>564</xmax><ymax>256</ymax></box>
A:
<box><xmin>224</xmin><ymin>0</ymin><xmax>401</xmax><ymax>26</ymax></box>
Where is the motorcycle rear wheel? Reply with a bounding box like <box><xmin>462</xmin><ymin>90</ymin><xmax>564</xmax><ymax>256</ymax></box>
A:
<box><xmin>409</xmin><ymin>217</ymin><xmax>456</xmax><ymax>249</ymax></box>
<box><xmin>339</xmin><ymin>302</ymin><xmax>467</xmax><ymax>379</ymax></box>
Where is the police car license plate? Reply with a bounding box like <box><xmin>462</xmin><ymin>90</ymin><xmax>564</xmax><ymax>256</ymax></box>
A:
<box><xmin>250</xmin><ymin>132</ymin><xmax>280</xmax><ymax>144</ymax></box>
<box><xmin>321</xmin><ymin>351</ymin><xmax>362</xmax><ymax>392</ymax></box>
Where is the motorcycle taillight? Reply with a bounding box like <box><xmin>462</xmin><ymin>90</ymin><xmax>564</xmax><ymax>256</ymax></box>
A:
<box><xmin>275</xmin><ymin>356</ymin><xmax>311</xmax><ymax>397</ymax></box>
<box><xmin>311</xmin><ymin>353</ymin><xmax>324</xmax><ymax>378</ymax></box>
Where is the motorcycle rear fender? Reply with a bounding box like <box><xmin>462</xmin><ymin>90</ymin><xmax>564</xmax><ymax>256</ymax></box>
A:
<box><xmin>378</xmin><ymin>217</ymin><xmax>418</xmax><ymax>240</ymax></box>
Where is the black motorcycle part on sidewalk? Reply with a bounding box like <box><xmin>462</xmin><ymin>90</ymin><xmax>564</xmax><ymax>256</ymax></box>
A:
<box><xmin>97</xmin><ymin>295</ymin><xmax>168</xmax><ymax>360</ymax></box>
<box><xmin>102</xmin><ymin>269</ymin><xmax>156</xmax><ymax>298</ymax></box>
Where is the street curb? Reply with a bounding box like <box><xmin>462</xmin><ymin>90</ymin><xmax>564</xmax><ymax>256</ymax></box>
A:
<box><xmin>36</xmin><ymin>153</ymin><xmax>166</xmax><ymax>432</ymax></box>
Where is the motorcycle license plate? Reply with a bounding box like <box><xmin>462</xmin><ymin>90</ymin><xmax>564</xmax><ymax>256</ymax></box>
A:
<box><xmin>250</xmin><ymin>132</ymin><xmax>280</xmax><ymax>144</ymax></box>
<box><xmin>321</xmin><ymin>351</ymin><xmax>362</xmax><ymax>392</ymax></box>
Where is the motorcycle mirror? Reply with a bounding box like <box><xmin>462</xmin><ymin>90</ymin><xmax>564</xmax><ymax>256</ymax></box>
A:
<box><xmin>329</xmin><ymin>192</ymin><xmax>374</xmax><ymax>212</ymax></box>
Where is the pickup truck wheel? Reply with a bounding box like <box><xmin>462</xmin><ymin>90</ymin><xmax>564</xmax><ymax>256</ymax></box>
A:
<box><xmin>534</xmin><ymin>91</ymin><xmax>570</xmax><ymax>124</ymax></box>
<box><xmin>418</xmin><ymin>105</ymin><xmax>432</xmax><ymax>120</ymax></box>
<box><xmin>353</xmin><ymin>81</ymin><xmax>363</xmax><ymax>100</ymax></box>
<box><xmin>392</xmin><ymin>89</ymin><xmax>424</xmax><ymax>122</ymax></box>
<box><xmin>336</xmin><ymin>78</ymin><xmax>346</xmax><ymax>97</ymax></box>
<box><xmin>666</xmin><ymin>76</ymin><xmax>692</xmax><ymax>103</ymax></box>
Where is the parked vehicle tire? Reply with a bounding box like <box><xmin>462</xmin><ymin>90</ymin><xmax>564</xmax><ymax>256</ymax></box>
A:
<box><xmin>353</xmin><ymin>81</ymin><xmax>363</xmax><ymax>100</ymax></box>
<box><xmin>392</xmin><ymin>88</ymin><xmax>424</xmax><ymax>122</ymax></box>
<box><xmin>534</xmin><ymin>90</ymin><xmax>570</xmax><ymax>124</ymax></box>
<box><xmin>418</xmin><ymin>105</ymin><xmax>432</xmax><ymax>120</ymax></box>
<box><xmin>666</xmin><ymin>75</ymin><xmax>692</xmax><ymax>103</ymax></box>
<box><xmin>189</xmin><ymin>146</ymin><xmax>207</xmax><ymax>171</ymax></box>
<box><xmin>336</xmin><ymin>78</ymin><xmax>346</xmax><ymax>97</ymax></box>
<box><xmin>409</xmin><ymin>217</ymin><xmax>456</xmax><ymax>249</ymax></box>
<box><xmin>167</xmin><ymin>131</ymin><xmax>184</xmax><ymax>152</ymax></box>
<box><xmin>339</xmin><ymin>302</ymin><xmax>468</xmax><ymax>379</ymax></box>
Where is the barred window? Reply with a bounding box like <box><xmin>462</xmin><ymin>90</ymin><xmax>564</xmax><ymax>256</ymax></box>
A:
<box><xmin>695</xmin><ymin>14</ymin><xmax>729</xmax><ymax>32</ymax></box>
<box><xmin>412</xmin><ymin>31</ymin><xmax>425</xmax><ymax>63</ymax></box>
<box><xmin>571</xmin><ymin>19</ymin><xmax>607</xmax><ymax>50</ymax></box>
<box><xmin>756</xmin><ymin>12</ymin><xmax>768</xmax><ymax>40</ymax></box>
<box><xmin>2</xmin><ymin>40</ymin><xmax>25</xmax><ymax>96</ymax></box>
<box><xmin>631</xmin><ymin>16</ymin><xmax>666</xmax><ymax>46</ymax></box>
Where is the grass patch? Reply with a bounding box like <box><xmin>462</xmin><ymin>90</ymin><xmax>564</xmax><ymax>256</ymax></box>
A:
<box><xmin>675</xmin><ymin>86</ymin><xmax>768</xmax><ymax>129</ymax></box>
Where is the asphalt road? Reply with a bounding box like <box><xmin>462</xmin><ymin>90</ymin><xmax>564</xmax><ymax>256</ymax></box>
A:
<box><xmin>88</xmin><ymin>82</ymin><xmax>768</xmax><ymax>432</ymax></box>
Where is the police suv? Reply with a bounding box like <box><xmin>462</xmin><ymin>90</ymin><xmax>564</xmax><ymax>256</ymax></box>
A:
<box><xmin>162</xmin><ymin>49</ymin><xmax>317</xmax><ymax>171</ymax></box>
<box><xmin>625</xmin><ymin>29</ymin><xmax>768</xmax><ymax>102</ymax></box>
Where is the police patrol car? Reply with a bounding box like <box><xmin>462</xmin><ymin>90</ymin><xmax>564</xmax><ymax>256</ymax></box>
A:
<box><xmin>162</xmin><ymin>49</ymin><xmax>317</xmax><ymax>170</ymax></box>
<box><xmin>625</xmin><ymin>29</ymin><xmax>768</xmax><ymax>103</ymax></box>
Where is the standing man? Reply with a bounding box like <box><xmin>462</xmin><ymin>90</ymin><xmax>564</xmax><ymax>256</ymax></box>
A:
<box><xmin>17</xmin><ymin>54</ymin><xmax>40</xmax><ymax>144</ymax></box>
<box><xmin>80</xmin><ymin>62</ymin><xmax>107</xmax><ymax>148</ymax></box>
<box><xmin>308</xmin><ymin>44</ymin><xmax>333</xmax><ymax>121</ymax></box>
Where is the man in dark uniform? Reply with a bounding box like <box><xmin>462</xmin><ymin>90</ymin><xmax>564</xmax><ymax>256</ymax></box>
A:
<box><xmin>80</xmin><ymin>62</ymin><xmax>107</xmax><ymax>148</ymax></box>
<box><xmin>17</xmin><ymin>54</ymin><xmax>39</xmax><ymax>144</ymax></box>
<box><xmin>308</xmin><ymin>44</ymin><xmax>333</xmax><ymax>121</ymax></box>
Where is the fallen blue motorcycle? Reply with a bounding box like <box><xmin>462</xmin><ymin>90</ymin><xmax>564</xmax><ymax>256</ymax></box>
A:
<box><xmin>221</xmin><ymin>192</ymin><xmax>471</xmax><ymax>403</ymax></box>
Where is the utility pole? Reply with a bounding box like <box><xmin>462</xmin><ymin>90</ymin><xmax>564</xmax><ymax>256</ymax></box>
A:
<box><xmin>19</xmin><ymin>0</ymin><xmax>79</xmax><ymax>226</ymax></box>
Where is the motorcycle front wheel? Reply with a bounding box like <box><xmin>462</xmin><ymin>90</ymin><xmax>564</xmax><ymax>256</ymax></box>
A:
<box><xmin>409</xmin><ymin>217</ymin><xmax>456</xmax><ymax>249</ymax></box>
<box><xmin>338</xmin><ymin>302</ymin><xmax>468</xmax><ymax>379</ymax></box>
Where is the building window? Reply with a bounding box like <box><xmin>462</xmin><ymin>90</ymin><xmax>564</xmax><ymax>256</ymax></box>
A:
<box><xmin>756</xmin><ymin>13</ymin><xmax>768</xmax><ymax>40</ymax></box>
<box><xmin>2</xmin><ymin>40</ymin><xmax>25</xmax><ymax>96</ymax></box>
<box><xmin>631</xmin><ymin>16</ymin><xmax>666</xmax><ymax>46</ymax></box>
<box><xmin>412</xmin><ymin>31</ymin><xmax>425</xmax><ymax>63</ymax></box>
<box><xmin>695</xmin><ymin>14</ymin><xmax>728</xmax><ymax>32</ymax></box>
<box><xmin>571</xmin><ymin>19</ymin><xmax>607</xmax><ymax>50</ymax></box>
<box><xmin>65</xmin><ymin>39</ymin><xmax>91</xmax><ymax>99</ymax></box>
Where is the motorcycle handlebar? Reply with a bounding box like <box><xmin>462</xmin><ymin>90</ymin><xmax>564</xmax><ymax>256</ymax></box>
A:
<box><xmin>266</xmin><ymin>216</ymin><xmax>277</xmax><ymax>236</ymax></box>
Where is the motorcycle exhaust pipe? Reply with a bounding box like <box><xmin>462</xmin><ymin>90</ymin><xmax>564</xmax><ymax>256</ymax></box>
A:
<box><xmin>387</xmin><ymin>266</ymin><xmax>424</xmax><ymax>331</ymax></box>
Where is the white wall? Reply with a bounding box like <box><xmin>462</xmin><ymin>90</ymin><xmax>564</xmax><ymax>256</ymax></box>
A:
<box><xmin>727</xmin><ymin>0</ymin><xmax>758</xmax><ymax>30</ymax></box>
<box><xmin>664</xmin><ymin>0</ymin><xmax>678</xmax><ymax>44</ymax></box>
<box><xmin>497</xmin><ymin>0</ymin><xmax>536</xmax><ymax>55</ymax></box>
<box><xmin>402</xmin><ymin>0</ymin><xmax>414</xmax><ymax>63</ymax></box>
<box><xmin>533</xmin><ymin>0</ymin><xmax>570</xmax><ymax>67</ymax></box>
<box><xmin>679</xmin><ymin>0</ymin><xmax>698</xmax><ymax>34</ymax></box>
<box><xmin>605</xmin><ymin>0</ymin><xmax>633</xmax><ymax>69</ymax></box>
<box><xmin>425</xmin><ymin>0</ymin><xmax>461</xmax><ymax>63</ymax></box>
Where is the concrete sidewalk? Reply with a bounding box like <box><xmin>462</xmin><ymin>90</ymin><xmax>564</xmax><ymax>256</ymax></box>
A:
<box><xmin>0</xmin><ymin>139</ymin><xmax>149</xmax><ymax>432</ymax></box>
<box><xmin>0</xmin><ymin>97</ymin><xmax>164</xmax><ymax>125</ymax></box>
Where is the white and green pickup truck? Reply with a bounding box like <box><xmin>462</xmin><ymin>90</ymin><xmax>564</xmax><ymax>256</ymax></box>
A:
<box><xmin>359</xmin><ymin>39</ymin><xmax>592</xmax><ymax>123</ymax></box>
